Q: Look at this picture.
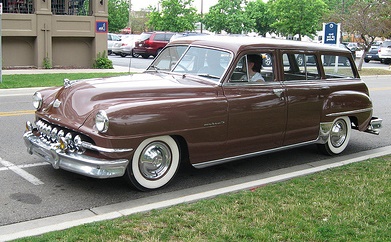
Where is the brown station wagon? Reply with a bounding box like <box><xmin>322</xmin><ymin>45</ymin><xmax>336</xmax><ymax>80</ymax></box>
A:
<box><xmin>24</xmin><ymin>36</ymin><xmax>382</xmax><ymax>191</ymax></box>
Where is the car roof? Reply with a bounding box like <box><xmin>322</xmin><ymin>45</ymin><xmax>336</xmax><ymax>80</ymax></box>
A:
<box><xmin>169</xmin><ymin>35</ymin><xmax>350</xmax><ymax>54</ymax></box>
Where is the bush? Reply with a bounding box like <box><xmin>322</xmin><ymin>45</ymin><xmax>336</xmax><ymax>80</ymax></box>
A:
<box><xmin>93</xmin><ymin>51</ymin><xmax>113</xmax><ymax>69</ymax></box>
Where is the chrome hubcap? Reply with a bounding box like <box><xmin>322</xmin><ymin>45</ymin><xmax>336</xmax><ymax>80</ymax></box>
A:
<box><xmin>330</xmin><ymin>119</ymin><xmax>347</xmax><ymax>148</ymax></box>
<box><xmin>139</xmin><ymin>141</ymin><xmax>172</xmax><ymax>180</ymax></box>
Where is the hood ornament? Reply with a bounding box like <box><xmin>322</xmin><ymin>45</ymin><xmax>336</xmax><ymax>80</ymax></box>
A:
<box><xmin>64</xmin><ymin>78</ymin><xmax>77</xmax><ymax>88</ymax></box>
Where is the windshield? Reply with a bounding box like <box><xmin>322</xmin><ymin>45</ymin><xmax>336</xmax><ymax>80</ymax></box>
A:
<box><xmin>149</xmin><ymin>45</ymin><xmax>232</xmax><ymax>82</ymax></box>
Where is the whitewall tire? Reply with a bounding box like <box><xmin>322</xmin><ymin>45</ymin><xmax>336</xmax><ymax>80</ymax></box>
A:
<box><xmin>125</xmin><ymin>136</ymin><xmax>180</xmax><ymax>191</ymax></box>
<box><xmin>318</xmin><ymin>116</ymin><xmax>351</xmax><ymax>155</ymax></box>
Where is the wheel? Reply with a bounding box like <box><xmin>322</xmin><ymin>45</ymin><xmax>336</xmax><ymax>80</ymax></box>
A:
<box><xmin>296</xmin><ymin>55</ymin><xmax>304</xmax><ymax>66</ymax></box>
<box><xmin>263</xmin><ymin>54</ymin><xmax>272</xmax><ymax>66</ymax></box>
<box><xmin>364</xmin><ymin>59</ymin><xmax>370</xmax><ymax>63</ymax></box>
<box><xmin>120</xmin><ymin>53</ymin><xmax>127</xmax><ymax>57</ymax></box>
<box><xmin>131</xmin><ymin>50</ymin><xmax>140</xmax><ymax>58</ymax></box>
<box><xmin>142</xmin><ymin>54</ymin><xmax>150</xmax><ymax>59</ymax></box>
<box><xmin>318</xmin><ymin>117</ymin><xmax>351</xmax><ymax>155</ymax></box>
<box><xmin>124</xmin><ymin>136</ymin><xmax>180</xmax><ymax>191</ymax></box>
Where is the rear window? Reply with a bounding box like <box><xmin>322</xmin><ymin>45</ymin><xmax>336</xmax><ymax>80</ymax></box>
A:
<box><xmin>139</xmin><ymin>33</ymin><xmax>152</xmax><ymax>41</ymax></box>
<box><xmin>322</xmin><ymin>55</ymin><xmax>354</xmax><ymax>78</ymax></box>
<box><xmin>154</xmin><ymin>34</ymin><xmax>166</xmax><ymax>41</ymax></box>
<box><xmin>381</xmin><ymin>41</ymin><xmax>391</xmax><ymax>47</ymax></box>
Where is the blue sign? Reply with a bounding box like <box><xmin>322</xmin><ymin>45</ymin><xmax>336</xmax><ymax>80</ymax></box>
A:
<box><xmin>324</xmin><ymin>22</ymin><xmax>338</xmax><ymax>45</ymax></box>
<box><xmin>96</xmin><ymin>21</ymin><xmax>108</xmax><ymax>33</ymax></box>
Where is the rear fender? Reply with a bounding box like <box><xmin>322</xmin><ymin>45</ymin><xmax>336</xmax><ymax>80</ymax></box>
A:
<box><xmin>322</xmin><ymin>90</ymin><xmax>373</xmax><ymax>131</ymax></box>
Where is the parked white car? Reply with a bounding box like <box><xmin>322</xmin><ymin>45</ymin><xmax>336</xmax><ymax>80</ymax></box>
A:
<box><xmin>107</xmin><ymin>33</ymin><xmax>121</xmax><ymax>55</ymax></box>
<box><xmin>378</xmin><ymin>40</ymin><xmax>391</xmax><ymax>64</ymax></box>
<box><xmin>119</xmin><ymin>35</ymin><xmax>140</xmax><ymax>58</ymax></box>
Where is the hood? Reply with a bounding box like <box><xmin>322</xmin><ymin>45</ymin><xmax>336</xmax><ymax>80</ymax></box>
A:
<box><xmin>38</xmin><ymin>72</ymin><xmax>219</xmax><ymax>129</ymax></box>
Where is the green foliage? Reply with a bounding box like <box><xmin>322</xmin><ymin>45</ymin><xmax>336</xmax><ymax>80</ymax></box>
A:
<box><xmin>108</xmin><ymin>0</ymin><xmax>129</xmax><ymax>33</ymax></box>
<box><xmin>42</xmin><ymin>57</ymin><xmax>52</xmax><ymax>69</ymax></box>
<box><xmin>93</xmin><ymin>51</ymin><xmax>114</xmax><ymax>69</ymax></box>
<box><xmin>147</xmin><ymin>0</ymin><xmax>198</xmax><ymax>32</ymax></box>
<box><xmin>269</xmin><ymin>0</ymin><xmax>327</xmax><ymax>39</ymax></box>
<box><xmin>203</xmin><ymin>0</ymin><xmax>253</xmax><ymax>34</ymax></box>
<box><xmin>245</xmin><ymin>0</ymin><xmax>276</xmax><ymax>37</ymax></box>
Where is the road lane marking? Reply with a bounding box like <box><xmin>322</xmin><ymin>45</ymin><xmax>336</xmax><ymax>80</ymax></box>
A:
<box><xmin>369</xmin><ymin>87</ymin><xmax>391</xmax><ymax>91</ymax></box>
<box><xmin>0</xmin><ymin>110</ymin><xmax>35</xmax><ymax>117</ymax></box>
<box><xmin>0</xmin><ymin>158</ymin><xmax>44</xmax><ymax>185</ymax></box>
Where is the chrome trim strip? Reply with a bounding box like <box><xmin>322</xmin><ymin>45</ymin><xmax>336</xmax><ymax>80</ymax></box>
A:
<box><xmin>81</xmin><ymin>141</ymin><xmax>133</xmax><ymax>153</ymax></box>
<box><xmin>193</xmin><ymin>140</ymin><xmax>317</xmax><ymax>169</ymax></box>
<box><xmin>326</xmin><ymin>108</ymin><xmax>372</xmax><ymax>117</ymax></box>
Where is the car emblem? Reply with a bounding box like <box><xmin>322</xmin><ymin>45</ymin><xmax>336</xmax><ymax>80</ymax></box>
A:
<box><xmin>53</xmin><ymin>99</ymin><xmax>61</xmax><ymax>108</ymax></box>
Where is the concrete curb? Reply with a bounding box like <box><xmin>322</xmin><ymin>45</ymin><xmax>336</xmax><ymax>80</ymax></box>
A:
<box><xmin>1</xmin><ymin>146</ymin><xmax>390</xmax><ymax>241</ymax></box>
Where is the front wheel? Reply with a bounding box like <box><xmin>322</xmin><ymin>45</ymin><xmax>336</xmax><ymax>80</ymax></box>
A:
<box><xmin>124</xmin><ymin>136</ymin><xmax>180</xmax><ymax>191</ymax></box>
<box><xmin>318</xmin><ymin>117</ymin><xmax>351</xmax><ymax>155</ymax></box>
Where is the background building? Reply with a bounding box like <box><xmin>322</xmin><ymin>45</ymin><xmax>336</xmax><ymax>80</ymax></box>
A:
<box><xmin>1</xmin><ymin>0</ymin><xmax>108</xmax><ymax>69</ymax></box>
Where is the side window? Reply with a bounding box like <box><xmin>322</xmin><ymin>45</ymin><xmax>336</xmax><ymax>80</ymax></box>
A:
<box><xmin>322</xmin><ymin>55</ymin><xmax>355</xmax><ymax>78</ymax></box>
<box><xmin>154</xmin><ymin>34</ymin><xmax>165</xmax><ymax>41</ymax></box>
<box><xmin>283</xmin><ymin>53</ymin><xmax>320</xmax><ymax>81</ymax></box>
<box><xmin>230</xmin><ymin>53</ymin><xmax>274</xmax><ymax>83</ymax></box>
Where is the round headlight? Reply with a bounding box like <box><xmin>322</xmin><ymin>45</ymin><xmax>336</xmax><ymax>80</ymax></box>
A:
<box><xmin>32</xmin><ymin>92</ymin><xmax>43</xmax><ymax>110</ymax></box>
<box><xmin>95</xmin><ymin>110</ymin><xmax>109</xmax><ymax>133</ymax></box>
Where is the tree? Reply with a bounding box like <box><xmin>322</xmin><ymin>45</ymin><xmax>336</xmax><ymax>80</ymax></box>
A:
<box><xmin>269</xmin><ymin>0</ymin><xmax>328</xmax><ymax>40</ymax></box>
<box><xmin>245</xmin><ymin>0</ymin><xmax>276</xmax><ymax>36</ymax></box>
<box><xmin>108</xmin><ymin>0</ymin><xmax>130</xmax><ymax>33</ymax></box>
<box><xmin>326</xmin><ymin>0</ymin><xmax>391</xmax><ymax>70</ymax></box>
<box><xmin>203</xmin><ymin>0</ymin><xmax>253</xmax><ymax>34</ymax></box>
<box><xmin>147</xmin><ymin>0</ymin><xmax>198</xmax><ymax>32</ymax></box>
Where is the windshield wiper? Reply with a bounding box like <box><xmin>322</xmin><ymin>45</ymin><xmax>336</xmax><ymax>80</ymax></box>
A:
<box><xmin>197</xmin><ymin>73</ymin><xmax>220</xmax><ymax>79</ymax></box>
<box><xmin>148</xmin><ymin>65</ymin><xmax>161</xmax><ymax>71</ymax></box>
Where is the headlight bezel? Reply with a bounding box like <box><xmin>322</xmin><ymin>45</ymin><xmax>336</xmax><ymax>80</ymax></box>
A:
<box><xmin>32</xmin><ymin>92</ymin><xmax>43</xmax><ymax>110</ymax></box>
<box><xmin>95</xmin><ymin>110</ymin><xmax>109</xmax><ymax>133</ymax></box>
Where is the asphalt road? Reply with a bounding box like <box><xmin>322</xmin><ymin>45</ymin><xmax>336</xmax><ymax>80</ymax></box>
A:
<box><xmin>0</xmin><ymin>75</ymin><xmax>390</xmax><ymax>228</ymax></box>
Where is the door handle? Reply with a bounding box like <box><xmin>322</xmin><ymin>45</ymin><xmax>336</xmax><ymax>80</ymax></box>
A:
<box><xmin>273</xmin><ymin>88</ymin><xmax>284</xmax><ymax>98</ymax></box>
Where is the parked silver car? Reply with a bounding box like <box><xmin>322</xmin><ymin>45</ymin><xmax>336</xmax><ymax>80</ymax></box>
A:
<box><xmin>107</xmin><ymin>33</ymin><xmax>121</xmax><ymax>55</ymax></box>
<box><xmin>119</xmin><ymin>35</ymin><xmax>140</xmax><ymax>57</ymax></box>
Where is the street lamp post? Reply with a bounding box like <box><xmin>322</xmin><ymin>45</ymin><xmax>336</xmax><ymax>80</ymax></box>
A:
<box><xmin>200</xmin><ymin>0</ymin><xmax>203</xmax><ymax>33</ymax></box>
<box><xmin>128</xmin><ymin>0</ymin><xmax>132</xmax><ymax>33</ymax></box>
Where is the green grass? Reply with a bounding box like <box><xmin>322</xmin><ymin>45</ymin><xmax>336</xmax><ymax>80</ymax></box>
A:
<box><xmin>15</xmin><ymin>156</ymin><xmax>391</xmax><ymax>241</ymax></box>
<box><xmin>0</xmin><ymin>68</ymin><xmax>389</xmax><ymax>89</ymax></box>
<box><xmin>0</xmin><ymin>73</ymin><xmax>128</xmax><ymax>89</ymax></box>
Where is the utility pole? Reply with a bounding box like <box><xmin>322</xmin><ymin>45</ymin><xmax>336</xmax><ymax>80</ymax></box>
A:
<box><xmin>128</xmin><ymin>0</ymin><xmax>132</xmax><ymax>33</ymax></box>
<box><xmin>200</xmin><ymin>0</ymin><xmax>203</xmax><ymax>33</ymax></box>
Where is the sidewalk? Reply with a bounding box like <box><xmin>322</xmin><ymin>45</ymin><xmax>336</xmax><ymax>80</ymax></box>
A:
<box><xmin>1</xmin><ymin>65</ymin><xmax>143</xmax><ymax>75</ymax></box>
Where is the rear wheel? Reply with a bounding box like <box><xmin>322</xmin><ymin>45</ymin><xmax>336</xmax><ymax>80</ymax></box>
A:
<box><xmin>318</xmin><ymin>117</ymin><xmax>351</xmax><ymax>155</ymax></box>
<box><xmin>124</xmin><ymin>136</ymin><xmax>180</xmax><ymax>191</ymax></box>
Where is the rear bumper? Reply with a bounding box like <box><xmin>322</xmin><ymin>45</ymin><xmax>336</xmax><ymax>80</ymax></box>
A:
<box><xmin>365</xmin><ymin>117</ymin><xmax>382</xmax><ymax>135</ymax></box>
<box><xmin>23</xmin><ymin>131</ymin><xmax>129</xmax><ymax>178</ymax></box>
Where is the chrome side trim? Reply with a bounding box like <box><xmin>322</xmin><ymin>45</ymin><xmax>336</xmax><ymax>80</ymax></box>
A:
<box><xmin>193</xmin><ymin>140</ymin><xmax>317</xmax><ymax>169</ymax></box>
<box><xmin>326</xmin><ymin>108</ymin><xmax>372</xmax><ymax>117</ymax></box>
<box><xmin>81</xmin><ymin>141</ymin><xmax>133</xmax><ymax>153</ymax></box>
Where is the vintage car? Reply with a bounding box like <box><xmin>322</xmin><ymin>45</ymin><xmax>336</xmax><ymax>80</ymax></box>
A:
<box><xmin>24</xmin><ymin>36</ymin><xmax>382</xmax><ymax>191</ymax></box>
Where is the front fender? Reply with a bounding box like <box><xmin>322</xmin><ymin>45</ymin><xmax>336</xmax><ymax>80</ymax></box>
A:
<box><xmin>322</xmin><ymin>90</ymin><xmax>373</xmax><ymax>130</ymax></box>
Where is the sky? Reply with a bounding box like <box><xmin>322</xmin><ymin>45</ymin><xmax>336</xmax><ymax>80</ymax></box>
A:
<box><xmin>131</xmin><ymin>0</ymin><xmax>220</xmax><ymax>13</ymax></box>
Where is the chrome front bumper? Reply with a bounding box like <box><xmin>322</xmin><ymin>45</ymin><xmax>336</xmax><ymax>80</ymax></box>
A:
<box><xmin>23</xmin><ymin>131</ymin><xmax>129</xmax><ymax>178</ymax></box>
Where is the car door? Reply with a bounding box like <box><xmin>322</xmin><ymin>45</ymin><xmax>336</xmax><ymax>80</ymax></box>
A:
<box><xmin>279</xmin><ymin>51</ymin><xmax>326</xmax><ymax>146</ymax></box>
<box><xmin>222</xmin><ymin>52</ymin><xmax>287</xmax><ymax>158</ymax></box>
